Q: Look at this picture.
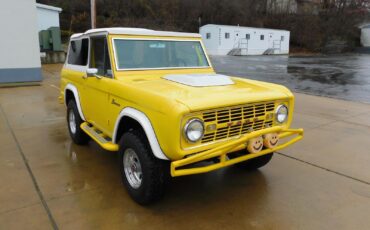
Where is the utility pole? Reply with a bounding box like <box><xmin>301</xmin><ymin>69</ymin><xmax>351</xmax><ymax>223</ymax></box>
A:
<box><xmin>91</xmin><ymin>0</ymin><xmax>96</xmax><ymax>29</ymax></box>
<box><xmin>198</xmin><ymin>17</ymin><xmax>201</xmax><ymax>32</ymax></box>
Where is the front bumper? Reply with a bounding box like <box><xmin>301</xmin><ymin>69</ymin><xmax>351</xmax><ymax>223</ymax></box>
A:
<box><xmin>171</xmin><ymin>126</ymin><xmax>303</xmax><ymax>177</ymax></box>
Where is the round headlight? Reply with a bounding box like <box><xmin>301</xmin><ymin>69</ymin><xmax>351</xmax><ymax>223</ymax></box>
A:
<box><xmin>276</xmin><ymin>104</ymin><xmax>288</xmax><ymax>123</ymax></box>
<box><xmin>184</xmin><ymin>119</ymin><xmax>204</xmax><ymax>142</ymax></box>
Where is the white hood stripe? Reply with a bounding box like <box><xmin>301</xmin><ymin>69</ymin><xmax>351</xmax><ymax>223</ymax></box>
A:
<box><xmin>163</xmin><ymin>74</ymin><xmax>234</xmax><ymax>87</ymax></box>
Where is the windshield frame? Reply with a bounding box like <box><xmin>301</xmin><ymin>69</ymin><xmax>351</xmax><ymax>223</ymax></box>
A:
<box><xmin>111</xmin><ymin>37</ymin><xmax>212</xmax><ymax>71</ymax></box>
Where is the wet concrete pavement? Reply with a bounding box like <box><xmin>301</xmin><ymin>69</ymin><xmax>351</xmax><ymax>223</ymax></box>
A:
<box><xmin>211</xmin><ymin>54</ymin><xmax>370</xmax><ymax>103</ymax></box>
<box><xmin>1</xmin><ymin>65</ymin><xmax>370</xmax><ymax>229</ymax></box>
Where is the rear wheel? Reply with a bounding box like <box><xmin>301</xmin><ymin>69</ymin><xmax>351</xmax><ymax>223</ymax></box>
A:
<box><xmin>67</xmin><ymin>100</ymin><xmax>90</xmax><ymax>145</ymax></box>
<box><xmin>230</xmin><ymin>151</ymin><xmax>274</xmax><ymax>170</ymax></box>
<box><xmin>118</xmin><ymin>130</ymin><xmax>170</xmax><ymax>205</ymax></box>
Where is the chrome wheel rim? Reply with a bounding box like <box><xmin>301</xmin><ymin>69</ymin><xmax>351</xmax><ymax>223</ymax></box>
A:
<box><xmin>123</xmin><ymin>148</ymin><xmax>143</xmax><ymax>189</ymax></box>
<box><xmin>69</xmin><ymin>110</ymin><xmax>77</xmax><ymax>134</ymax></box>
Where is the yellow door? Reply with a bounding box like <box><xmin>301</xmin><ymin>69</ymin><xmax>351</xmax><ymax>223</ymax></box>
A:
<box><xmin>83</xmin><ymin>36</ymin><xmax>114</xmax><ymax>135</ymax></box>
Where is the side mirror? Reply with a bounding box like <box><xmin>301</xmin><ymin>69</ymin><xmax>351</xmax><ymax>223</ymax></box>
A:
<box><xmin>86</xmin><ymin>68</ymin><xmax>98</xmax><ymax>77</ymax></box>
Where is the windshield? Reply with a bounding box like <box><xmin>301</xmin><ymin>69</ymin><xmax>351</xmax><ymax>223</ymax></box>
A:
<box><xmin>113</xmin><ymin>39</ymin><xmax>210</xmax><ymax>70</ymax></box>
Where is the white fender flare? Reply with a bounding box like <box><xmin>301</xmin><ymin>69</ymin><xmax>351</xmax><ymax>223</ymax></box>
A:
<box><xmin>64</xmin><ymin>84</ymin><xmax>86</xmax><ymax>121</ymax></box>
<box><xmin>113</xmin><ymin>107</ymin><xmax>169</xmax><ymax>160</ymax></box>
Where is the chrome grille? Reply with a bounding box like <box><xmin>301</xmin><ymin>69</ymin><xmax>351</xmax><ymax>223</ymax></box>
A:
<box><xmin>201</xmin><ymin>102</ymin><xmax>275</xmax><ymax>143</ymax></box>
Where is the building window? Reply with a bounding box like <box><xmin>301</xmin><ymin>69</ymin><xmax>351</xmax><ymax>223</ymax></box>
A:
<box><xmin>260</xmin><ymin>35</ymin><xmax>265</xmax><ymax>40</ymax></box>
<box><xmin>281</xmin><ymin>36</ymin><xmax>285</xmax><ymax>41</ymax></box>
<box><xmin>67</xmin><ymin>38</ymin><xmax>89</xmax><ymax>66</ymax></box>
<box><xmin>206</xmin><ymin>33</ymin><xmax>211</xmax><ymax>39</ymax></box>
<box><xmin>225</xmin><ymin>33</ymin><xmax>230</xmax><ymax>39</ymax></box>
<box><xmin>246</xmin><ymin>34</ymin><xmax>250</xmax><ymax>40</ymax></box>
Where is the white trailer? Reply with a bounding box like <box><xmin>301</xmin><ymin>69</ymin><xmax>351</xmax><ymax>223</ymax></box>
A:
<box><xmin>36</xmin><ymin>3</ymin><xmax>62</xmax><ymax>31</ymax></box>
<box><xmin>200</xmin><ymin>24</ymin><xmax>290</xmax><ymax>56</ymax></box>
<box><xmin>360</xmin><ymin>24</ymin><xmax>370</xmax><ymax>47</ymax></box>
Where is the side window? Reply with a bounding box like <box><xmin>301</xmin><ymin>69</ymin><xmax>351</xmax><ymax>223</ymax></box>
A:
<box><xmin>89</xmin><ymin>37</ymin><xmax>112</xmax><ymax>77</ymax></box>
<box><xmin>281</xmin><ymin>36</ymin><xmax>285</xmax><ymax>41</ymax></box>
<box><xmin>260</xmin><ymin>35</ymin><xmax>265</xmax><ymax>40</ymax></box>
<box><xmin>225</xmin><ymin>33</ymin><xmax>230</xmax><ymax>39</ymax></box>
<box><xmin>67</xmin><ymin>39</ymin><xmax>89</xmax><ymax>65</ymax></box>
<box><xmin>246</xmin><ymin>34</ymin><xmax>250</xmax><ymax>40</ymax></box>
<box><xmin>206</xmin><ymin>33</ymin><xmax>211</xmax><ymax>39</ymax></box>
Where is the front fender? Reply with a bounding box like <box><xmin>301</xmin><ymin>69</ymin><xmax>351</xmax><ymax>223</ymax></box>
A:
<box><xmin>112</xmin><ymin>107</ymin><xmax>169</xmax><ymax>160</ymax></box>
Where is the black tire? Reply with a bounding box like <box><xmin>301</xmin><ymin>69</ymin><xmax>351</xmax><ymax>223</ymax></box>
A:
<box><xmin>118</xmin><ymin>130</ymin><xmax>170</xmax><ymax>205</ymax></box>
<box><xmin>67</xmin><ymin>100</ymin><xmax>90</xmax><ymax>145</ymax></box>
<box><xmin>231</xmin><ymin>151</ymin><xmax>274</xmax><ymax>170</ymax></box>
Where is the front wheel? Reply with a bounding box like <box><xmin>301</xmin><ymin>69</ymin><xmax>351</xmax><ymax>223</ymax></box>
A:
<box><xmin>118</xmin><ymin>130</ymin><xmax>169</xmax><ymax>205</ymax></box>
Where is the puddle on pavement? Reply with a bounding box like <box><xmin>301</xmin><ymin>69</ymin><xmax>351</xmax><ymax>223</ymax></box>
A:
<box><xmin>287</xmin><ymin>66</ymin><xmax>358</xmax><ymax>85</ymax></box>
<box><xmin>211</xmin><ymin>54</ymin><xmax>370</xmax><ymax>103</ymax></box>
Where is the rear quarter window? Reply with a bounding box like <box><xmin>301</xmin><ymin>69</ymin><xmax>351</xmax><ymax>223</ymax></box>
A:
<box><xmin>67</xmin><ymin>38</ymin><xmax>89</xmax><ymax>66</ymax></box>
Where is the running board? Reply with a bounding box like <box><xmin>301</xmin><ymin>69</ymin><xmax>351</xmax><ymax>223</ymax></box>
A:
<box><xmin>80</xmin><ymin>122</ymin><xmax>119</xmax><ymax>151</ymax></box>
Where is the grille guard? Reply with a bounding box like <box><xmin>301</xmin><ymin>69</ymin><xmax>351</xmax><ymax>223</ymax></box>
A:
<box><xmin>171</xmin><ymin>126</ymin><xmax>303</xmax><ymax>177</ymax></box>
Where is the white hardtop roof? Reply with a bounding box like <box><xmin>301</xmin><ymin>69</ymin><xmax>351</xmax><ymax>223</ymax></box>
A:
<box><xmin>359</xmin><ymin>23</ymin><xmax>370</xmax><ymax>29</ymax></box>
<box><xmin>200</xmin><ymin>24</ymin><xmax>289</xmax><ymax>32</ymax></box>
<box><xmin>70</xmin><ymin>27</ymin><xmax>201</xmax><ymax>39</ymax></box>
<box><xmin>36</xmin><ymin>3</ymin><xmax>62</xmax><ymax>12</ymax></box>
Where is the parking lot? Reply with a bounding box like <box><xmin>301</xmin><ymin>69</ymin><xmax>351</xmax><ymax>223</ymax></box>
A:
<box><xmin>211</xmin><ymin>54</ymin><xmax>370</xmax><ymax>103</ymax></box>
<box><xmin>1</xmin><ymin>64</ymin><xmax>370</xmax><ymax>229</ymax></box>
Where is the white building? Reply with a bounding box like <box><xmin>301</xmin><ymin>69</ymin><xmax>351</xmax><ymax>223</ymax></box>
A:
<box><xmin>200</xmin><ymin>24</ymin><xmax>290</xmax><ymax>56</ymax></box>
<box><xmin>0</xmin><ymin>0</ymin><xmax>42</xmax><ymax>84</ymax></box>
<box><xmin>36</xmin><ymin>3</ymin><xmax>62</xmax><ymax>31</ymax></box>
<box><xmin>360</xmin><ymin>23</ymin><xmax>370</xmax><ymax>47</ymax></box>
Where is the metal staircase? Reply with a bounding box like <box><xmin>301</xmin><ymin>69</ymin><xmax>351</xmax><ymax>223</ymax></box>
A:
<box><xmin>228</xmin><ymin>38</ymin><xmax>249</xmax><ymax>56</ymax></box>
<box><xmin>263</xmin><ymin>40</ymin><xmax>282</xmax><ymax>55</ymax></box>
<box><xmin>263</xmin><ymin>48</ymin><xmax>275</xmax><ymax>55</ymax></box>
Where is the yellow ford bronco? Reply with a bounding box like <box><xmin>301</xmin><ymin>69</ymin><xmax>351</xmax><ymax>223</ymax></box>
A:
<box><xmin>60</xmin><ymin>28</ymin><xmax>303</xmax><ymax>204</ymax></box>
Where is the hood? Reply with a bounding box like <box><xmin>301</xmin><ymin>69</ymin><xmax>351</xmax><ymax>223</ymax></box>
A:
<box><xmin>118</xmin><ymin>73</ymin><xmax>291</xmax><ymax>111</ymax></box>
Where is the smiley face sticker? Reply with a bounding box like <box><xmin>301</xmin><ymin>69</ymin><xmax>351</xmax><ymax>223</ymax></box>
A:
<box><xmin>263</xmin><ymin>133</ymin><xmax>279</xmax><ymax>149</ymax></box>
<box><xmin>247</xmin><ymin>136</ymin><xmax>263</xmax><ymax>153</ymax></box>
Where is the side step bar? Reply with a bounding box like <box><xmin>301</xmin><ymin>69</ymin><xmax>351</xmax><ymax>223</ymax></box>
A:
<box><xmin>80</xmin><ymin>122</ymin><xmax>119</xmax><ymax>151</ymax></box>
